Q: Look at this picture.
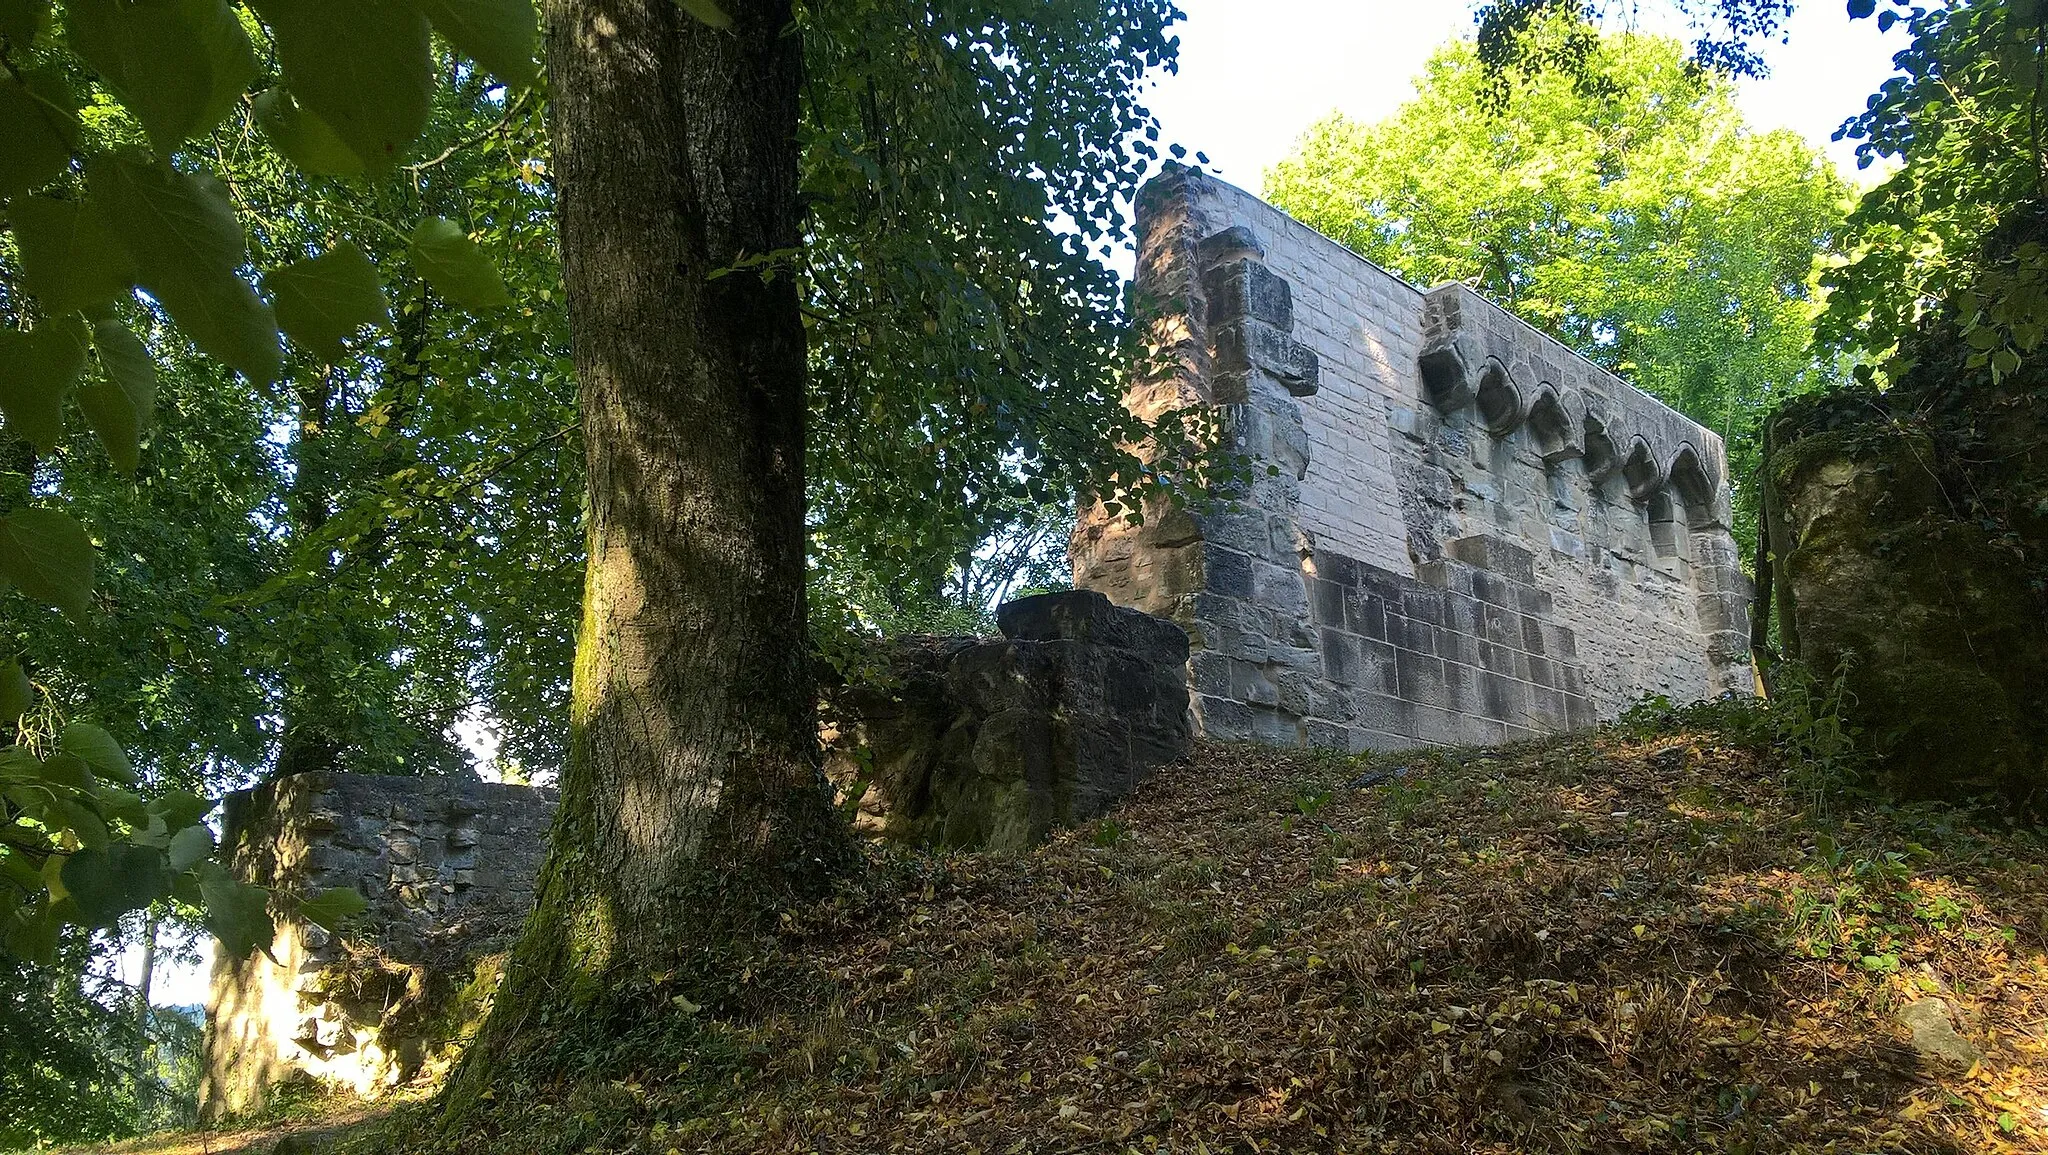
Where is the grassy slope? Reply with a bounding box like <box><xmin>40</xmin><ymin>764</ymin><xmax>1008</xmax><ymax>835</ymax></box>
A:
<box><xmin>122</xmin><ymin>722</ymin><xmax>2048</xmax><ymax>1154</ymax></box>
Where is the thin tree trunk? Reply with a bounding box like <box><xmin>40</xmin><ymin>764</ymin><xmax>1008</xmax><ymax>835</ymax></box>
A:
<box><xmin>444</xmin><ymin>0</ymin><xmax>851</xmax><ymax>1113</ymax></box>
<box><xmin>133</xmin><ymin>910</ymin><xmax>158</xmax><ymax>1129</ymax></box>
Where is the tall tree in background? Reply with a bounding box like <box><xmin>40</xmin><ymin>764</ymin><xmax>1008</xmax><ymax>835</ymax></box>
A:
<box><xmin>1265</xmin><ymin>25</ymin><xmax>1847</xmax><ymax>531</ymax></box>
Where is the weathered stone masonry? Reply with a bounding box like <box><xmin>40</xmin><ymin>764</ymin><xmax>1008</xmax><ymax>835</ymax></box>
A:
<box><xmin>1075</xmin><ymin>167</ymin><xmax>1751</xmax><ymax>750</ymax></box>
<box><xmin>203</xmin><ymin>593</ymin><xmax>1193</xmax><ymax>1112</ymax></box>
<box><xmin>199</xmin><ymin>772</ymin><xmax>556</xmax><ymax>1118</ymax></box>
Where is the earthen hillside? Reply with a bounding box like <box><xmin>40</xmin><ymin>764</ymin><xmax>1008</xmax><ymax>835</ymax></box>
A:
<box><xmin>99</xmin><ymin>714</ymin><xmax>2048</xmax><ymax>1155</ymax></box>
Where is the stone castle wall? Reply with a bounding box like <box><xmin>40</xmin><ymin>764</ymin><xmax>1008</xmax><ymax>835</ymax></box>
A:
<box><xmin>1074</xmin><ymin>166</ymin><xmax>1751</xmax><ymax>750</ymax></box>
<box><xmin>202</xmin><ymin>595</ymin><xmax>1193</xmax><ymax>1114</ymax></box>
<box><xmin>198</xmin><ymin>772</ymin><xmax>556</xmax><ymax>1118</ymax></box>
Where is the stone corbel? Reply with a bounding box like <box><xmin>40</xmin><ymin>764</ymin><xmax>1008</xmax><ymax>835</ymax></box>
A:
<box><xmin>1417</xmin><ymin>331</ymin><xmax>1483</xmax><ymax>411</ymax></box>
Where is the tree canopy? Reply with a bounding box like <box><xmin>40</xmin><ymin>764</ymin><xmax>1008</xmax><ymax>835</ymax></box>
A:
<box><xmin>1265</xmin><ymin>26</ymin><xmax>1849</xmax><ymax>529</ymax></box>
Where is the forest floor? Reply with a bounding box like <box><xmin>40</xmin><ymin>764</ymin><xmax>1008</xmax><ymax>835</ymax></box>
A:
<box><xmin>110</xmin><ymin>711</ymin><xmax>2048</xmax><ymax>1153</ymax></box>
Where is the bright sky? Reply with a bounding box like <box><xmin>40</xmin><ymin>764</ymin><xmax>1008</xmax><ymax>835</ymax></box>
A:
<box><xmin>1140</xmin><ymin>0</ymin><xmax>1910</xmax><ymax>197</ymax></box>
<box><xmin>131</xmin><ymin>1</ymin><xmax>1913</xmax><ymax>1013</ymax></box>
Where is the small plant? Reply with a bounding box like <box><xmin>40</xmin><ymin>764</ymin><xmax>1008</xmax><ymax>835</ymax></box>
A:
<box><xmin>1765</xmin><ymin>659</ymin><xmax>1865</xmax><ymax>814</ymax></box>
<box><xmin>1090</xmin><ymin>817</ymin><xmax>1129</xmax><ymax>848</ymax></box>
<box><xmin>1294</xmin><ymin>787</ymin><xmax>1333</xmax><ymax>820</ymax></box>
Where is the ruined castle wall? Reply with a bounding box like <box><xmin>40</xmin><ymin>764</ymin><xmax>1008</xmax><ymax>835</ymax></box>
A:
<box><xmin>199</xmin><ymin>772</ymin><xmax>556</xmax><ymax>1118</ymax></box>
<box><xmin>1074</xmin><ymin>167</ymin><xmax>1751</xmax><ymax>751</ymax></box>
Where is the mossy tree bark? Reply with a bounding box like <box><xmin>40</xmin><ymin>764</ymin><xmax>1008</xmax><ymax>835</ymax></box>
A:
<box><xmin>444</xmin><ymin>0</ymin><xmax>852</xmax><ymax>1115</ymax></box>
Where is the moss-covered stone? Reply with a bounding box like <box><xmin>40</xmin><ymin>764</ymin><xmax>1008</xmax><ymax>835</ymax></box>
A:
<box><xmin>1768</xmin><ymin>404</ymin><xmax>2048</xmax><ymax>805</ymax></box>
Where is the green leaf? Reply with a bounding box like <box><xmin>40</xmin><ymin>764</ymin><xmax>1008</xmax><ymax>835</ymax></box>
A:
<box><xmin>0</xmin><ymin>659</ymin><xmax>31</xmax><ymax>727</ymax></box>
<box><xmin>408</xmin><ymin>217</ymin><xmax>512</xmax><ymax>309</ymax></box>
<box><xmin>60</xmin><ymin>722</ymin><xmax>134</xmax><ymax>785</ymax></box>
<box><xmin>34</xmin><ymin>751</ymin><xmax>95</xmax><ymax>794</ymax></box>
<box><xmin>7</xmin><ymin>196</ymin><xmax>136</xmax><ymax>314</ymax></box>
<box><xmin>678</xmin><ymin>0</ymin><xmax>732</xmax><ymax>29</ymax></box>
<box><xmin>90</xmin><ymin>157</ymin><xmax>283</xmax><ymax>383</ymax></box>
<box><xmin>196</xmin><ymin>860</ymin><xmax>274</xmax><ymax>959</ymax></box>
<box><xmin>3</xmin><ymin>903</ymin><xmax>61</xmax><ymax>964</ymax></box>
<box><xmin>90</xmin><ymin>154</ymin><xmax>245</xmax><ymax>274</ymax></box>
<box><xmin>149</xmin><ymin>275</ymin><xmax>285</xmax><ymax>385</ymax></box>
<box><xmin>53</xmin><ymin>794</ymin><xmax>110</xmax><ymax>850</ymax></box>
<box><xmin>296</xmin><ymin>886</ymin><xmax>368</xmax><ymax>932</ymax></box>
<box><xmin>0</xmin><ymin>0</ymin><xmax>49</xmax><ymax>42</ymax></box>
<box><xmin>61</xmin><ymin>842</ymin><xmax>171</xmax><ymax>926</ymax></box>
<box><xmin>0</xmin><ymin>65</ymin><xmax>78</xmax><ymax>199</ymax></box>
<box><xmin>263</xmin><ymin>242</ymin><xmax>393</xmax><ymax>361</ymax></box>
<box><xmin>252</xmin><ymin>88</ymin><xmax>364</xmax><ymax>178</ymax></box>
<box><xmin>416</xmin><ymin>0</ymin><xmax>540</xmax><ymax>89</ymax></box>
<box><xmin>93</xmin><ymin>785</ymin><xmax>147</xmax><ymax>827</ymax></box>
<box><xmin>0</xmin><ymin>506</ymin><xmax>95</xmax><ymax>618</ymax></box>
<box><xmin>167</xmin><ymin>823</ymin><xmax>213</xmax><ymax>872</ymax></box>
<box><xmin>145</xmin><ymin>788</ymin><xmax>213</xmax><ymax>830</ymax></box>
<box><xmin>65</xmin><ymin>0</ymin><xmax>257</xmax><ymax>155</ymax></box>
<box><xmin>80</xmin><ymin>315</ymin><xmax>158</xmax><ymax>475</ymax></box>
<box><xmin>256</xmin><ymin>0</ymin><xmax>435</xmax><ymax>172</ymax></box>
<box><xmin>0</xmin><ymin>319</ymin><xmax>87</xmax><ymax>452</ymax></box>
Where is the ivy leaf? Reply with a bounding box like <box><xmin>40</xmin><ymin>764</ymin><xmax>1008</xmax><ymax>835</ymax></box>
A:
<box><xmin>408</xmin><ymin>217</ymin><xmax>513</xmax><ymax>309</ymax></box>
<box><xmin>8</xmin><ymin>196</ymin><xmax>136</xmax><ymax>314</ymax></box>
<box><xmin>263</xmin><ymin>242</ymin><xmax>393</xmax><ymax>362</ymax></box>
<box><xmin>91</xmin><ymin>157</ymin><xmax>283</xmax><ymax>383</ymax></box>
<box><xmin>61</xmin><ymin>842</ymin><xmax>172</xmax><ymax>927</ymax></box>
<box><xmin>0</xmin><ymin>319</ymin><xmax>87</xmax><ymax>453</ymax></box>
<box><xmin>678</xmin><ymin>0</ymin><xmax>732</xmax><ymax>30</ymax></box>
<box><xmin>0</xmin><ymin>658</ymin><xmax>31</xmax><ymax>727</ymax></box>
<box><xmin>80</xmin><ymin>314</ymin><xmax>158</xmax><ymax>475</ymax></box>
<box><xmin>0</xmin><ymin>506</ymin><xmax>95</xmax><ymax>619</ymax></box>
<box><xmin>196</xmin><ymin>860</ymin><xmax>275</xmax><ymax>960</ymax></box>
<box><xmin>256</xmin><ymin>0</ymin><xmax>435</xmax><ymax>173</ymax></box>
<box><xmin>297</xmin><ymin>886</ymin><xmax>368</xmax><ymax>932</ymax></box>
<box><xmin>65</xmin><ymin>0</ymin><xmax>257</xmax><ymax>155</ymax></box>
<box><xmin>0</xmin><ymin>65</ymin><xmax>78</xmax><ymax>199</ymax></box>
<box><xmin>60</xmin><ymin>722</ymin><xmax>135</xmax><ymax>785</ymax></box>
<box><xmin>416</xmin><ymin>0</ymin><xmax>541</xmax><ymax>89</ymax></box>
<box><xmin>252</xmin><ymin>87</ymin><xmax>365</xmax><ymax>178</ymax></box>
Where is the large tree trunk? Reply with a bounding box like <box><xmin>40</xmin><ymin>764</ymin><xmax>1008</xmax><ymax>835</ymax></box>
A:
<box><xmin>445</xmin><ymin>0</ymin><xmax>850</xmax><ymax>1111</ymax></box>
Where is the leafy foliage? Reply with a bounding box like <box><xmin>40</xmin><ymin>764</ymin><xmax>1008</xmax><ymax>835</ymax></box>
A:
<box><xmin>1475</xmin><ymin>0</ymin><xmax>1796</xmax><ymax>93</ymax></box>
<box><xmin>1818</xmin><ymin>0</ymin><xmax>2048</xmax><ymax>385</ymax></box>
<box><xmin>1265</xmin><ymin>25</ymin><xmax>1848</xmax><ymax>540</ymax></box>
<box><xmin>2</xmin><ymin>0</ymin><xmax>530</xmax><ymax>1029</ymax></box>
<box><xmin>798</xmin><ymin>0</ymin><xmax>1206</xmax><ymax>630</ymax></box>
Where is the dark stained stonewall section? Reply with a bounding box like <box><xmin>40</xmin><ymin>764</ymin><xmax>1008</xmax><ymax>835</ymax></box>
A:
<box><xmin>829</xmin><ymin>591</ymin><xmax>1192</xmax><ymax>852</ymax></box>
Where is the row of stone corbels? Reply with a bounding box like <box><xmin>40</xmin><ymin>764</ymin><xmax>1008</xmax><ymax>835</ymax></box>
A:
<box><xmin>1417</xmin><ymin>285</ymin><xmax>1732</xmax><ymax>530</ymax></box>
